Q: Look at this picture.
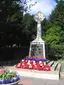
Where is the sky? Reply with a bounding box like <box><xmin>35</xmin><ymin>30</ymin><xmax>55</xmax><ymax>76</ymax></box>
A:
<box><xmin>26</xmin><ymin>0</ymin><xmax>57</xmax><ymax>18</ymax></box>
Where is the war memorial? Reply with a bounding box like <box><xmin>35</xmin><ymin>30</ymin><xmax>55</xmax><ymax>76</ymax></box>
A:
<box><xmin>3</xmin><ymin>11</ymin><xmax>62</xmax><ymax>81</ymax></box>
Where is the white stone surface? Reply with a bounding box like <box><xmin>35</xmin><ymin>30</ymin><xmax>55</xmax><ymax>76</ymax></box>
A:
<box><xmin>34</xmin><ymin>11</ymin><xmax>45</xmax><ymax>22</ymax></box>
<box><xmin>6</xmin><ymin>66</ymin><xmax>60</xmax><ymax>80</ymax></box>
<box><xmin>16</xmin><ymin>70</ymin><xmax>59</xmax><ymax>80</ymax></box>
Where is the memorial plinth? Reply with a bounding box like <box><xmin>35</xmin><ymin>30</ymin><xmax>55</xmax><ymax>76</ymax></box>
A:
<box><xmin>29</xmin><ymin>11</ymin><xmax>45</xmax><ymax>59</ymax></box>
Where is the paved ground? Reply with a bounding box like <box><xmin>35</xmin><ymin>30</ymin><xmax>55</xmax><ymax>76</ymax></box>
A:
<box><xmin>18</xmin><ymin>63</ymin><xmax>64</xmax><ymax>85</ymax></box>
<box><xmin>18</xmin><ymin>76</ymin><xmax>64</xmax><ymax>85</ymax></box>
<box><xmin>1</xmin><ymin>63</ymin><xmax>64</xmax><ymax>85</ymax></box>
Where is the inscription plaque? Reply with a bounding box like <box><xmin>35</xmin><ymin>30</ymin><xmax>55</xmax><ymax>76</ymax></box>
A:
<box><xmin>31</xmin><ymin>44</ymin><xmax>43</xmax><ymax>56</ymax></box>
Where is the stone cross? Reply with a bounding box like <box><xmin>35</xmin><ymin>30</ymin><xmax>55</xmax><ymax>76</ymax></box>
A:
<box><xmin>34</xmin><ymin>11</ymin><xmax>45</xmax><ymax>38</ymax></box>
<box><xmin>29</xmin><ymin>11</ymin><xmax>45</xmax><ymax>59</ymax></box>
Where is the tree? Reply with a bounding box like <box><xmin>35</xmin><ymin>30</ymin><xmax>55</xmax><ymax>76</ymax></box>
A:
<box><xmin>20</xmin><ymin>13</ymin><xmax>37</xmax><ymax>45</ymax></box>
<box><xmin>0</xmin><ymin>0</ymin><xmax>22</xmax><ymax>28</ymax></box>
<box><xmin>44</xmin><ymin>0</ymin><xmax>64</xmax><ymax>59</ymax></box>
<box><xmin>41</xmin><ymin>18</ymin><xmax>52</xmax><ymax>36</ymax></box>
<box><xmin>49</xmin><ymin>0</ymin><xmax>64</xmax><ymax>28</ymax></box>
<box><xmin>0</xmin><ymin>0</ymin><xmax>37</xmax><ymax>46</ymax></box>
<box><xmin>43</xmin><ymin>25</ymin><xmax>63</xmax><ymax>59</ymax></box>
<box><xmin>0</xmin><ymin>0</ymin><xmax>25</xmax><ymax>46</ymax></box>
<box><xmin>43</xmin><ymin>25</ymin><xmax>61</xmax><ymax>48</ymax></box>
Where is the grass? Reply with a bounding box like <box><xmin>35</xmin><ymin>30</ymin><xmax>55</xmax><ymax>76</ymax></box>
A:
<box><xmin>57</xmin><ymin>58</ymin><xmax>64</xmax><ymax>63</ymax></box>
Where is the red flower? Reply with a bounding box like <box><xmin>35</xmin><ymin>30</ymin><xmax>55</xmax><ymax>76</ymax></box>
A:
<box><xmin>33</xmin><ymin>65</ymin><xmax>38</xmax><ymax>70</ymax></box>
<box><xmin>0</xmin><ymin>69</ymin><xmax>4</xmax><ymax>74</ymax></box>
<box><xmin>32</xmin><ymin>61</ymin><xmax>36</xmax><ymax>65</ymax></box>
<box><xmin>16</xmin><ymin>63</ymin><xmax>21</xmax><ymax>68</ymax></box>
<box><xmin>43</xmin><ymin>65</ymin><xmax>50</xmax><ymax>71</ymax></box>
<box><xmin>16</xmin><ymin>59</ymin><xmax>50</xmax><ymax>71</ymax></box>
<box><xmin>39</xmin><ymin>61</ymin><xmax>44</xmax><ymax>66</ymax></box>
<box><xmin>24</xmin><ymin>60</ymin><xmax>28</xmax><ymax>64</ymax></box>
<box><xmin>28</xmin><ymin>64</ymin><xmax>33</xmax><ymax>69</ymax></box>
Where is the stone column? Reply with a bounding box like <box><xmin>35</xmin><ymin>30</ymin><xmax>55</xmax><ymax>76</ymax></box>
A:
<box><xmin>37</xmin><ymin>22</ymin><xmax>41</xmax><ymax>38</ymax></box>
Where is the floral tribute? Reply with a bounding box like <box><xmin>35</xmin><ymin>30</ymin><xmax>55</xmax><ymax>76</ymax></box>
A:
<box><xmin>0</xmin><ymin>69</ymin><xmax>20</xmax><ymax>84</ymax></box>
<box><xmin>16</xmin><ymin>57</ymin><xmax>50</xmax><ymax>71</ymax></box>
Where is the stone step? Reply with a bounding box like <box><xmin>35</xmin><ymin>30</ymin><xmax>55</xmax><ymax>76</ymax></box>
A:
<box><xmin>51</xmin><ymin>62</ymin><xmax>58</xmax><ymax>71</ymax></box>
<box><xmin>60</xmin><ymin>72</ymin><xmax>64</xmax><ymax>79</ymax></box>
<box><xmin>59</xmin><ymin>63</ymin><xmax>64</xmax><ymax>79</ymax></box>
<box><xmin>5</xmin><ymin>66</ymin><xmax>60</xmax><ymax>80</ymax></box>
<box><xmin>60</xmin><ymin>63</ymin><xmax>64</xmax><ymax>72</ymax></box>
<box><xmin>3</xmin><ymin>60</ymin><xmax>62</xmax><ymax>80</ymax></box>
<box><xmin>56</xmin><ymin>63</ymin><xmax>61</xmax><ymax>71</ymax></box>
<box><xmin>48</xmin><ymin>61</ymin><xmax>54</xmax><ymax>67</ymax></box>
<box><xmin>47</xmin><ymin>61</ymin><xmax>61</xmax><ymax>72</ymax></box>
<box><xmin>46</xmin><ymin>60</ymin><xmax>50</xmax><ymax>64</ymax></box>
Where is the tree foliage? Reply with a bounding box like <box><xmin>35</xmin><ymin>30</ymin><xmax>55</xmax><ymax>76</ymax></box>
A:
<box><xmin>21</xmin><ymin>13</ymin><xmax>37</xmax><ymax>44</ymax></box>
<box><xmin>43</xmin><ymin>0</ymin><xmax>64</xmax><ymax>58</ymax></box>
<box><xmin>0</xmin><ymin>0</ymin><xmax>64</xmax><ymax>59</ymax></box>
<box><xmin>49</xmin><ymin>0</ymin><xmax>64</xmax><ymax>28</ymax></box>
<box><xmin>0</xmin><ymin>0</ymin><xmax>24</xmax><ymax>46</ymax></box>
<box><xmin>0</xmin><ymin>0</ymin><xmax>37</xmax><ymax>46</ymax></box>
<box><xmin>43</xmin><ymin>25</ymin><xmax>61</xmax><ymax>48</ymax></box>
<box><xmin>0</xmin><ymin>0</ymin><xmax>22</xmax><ymax>27</ymax></box>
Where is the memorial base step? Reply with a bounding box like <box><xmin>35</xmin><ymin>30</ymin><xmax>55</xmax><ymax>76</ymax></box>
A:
<box><xmin>5</xmin><ymin>61</ymin><xmax>61</xmax><ymax>80</ymax></box>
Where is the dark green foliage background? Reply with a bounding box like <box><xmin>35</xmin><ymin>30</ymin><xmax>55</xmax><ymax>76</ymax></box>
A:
<box><xmin>0</xmin><ymin>0</ymin><xmax>64</xmax><ymax>60</ymax></box>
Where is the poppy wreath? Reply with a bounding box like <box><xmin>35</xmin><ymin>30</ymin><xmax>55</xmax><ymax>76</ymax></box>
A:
<box><xmin>16</xmin><ymin>58</ymin><xmax>50</xmax><ymax>71</ymax></box>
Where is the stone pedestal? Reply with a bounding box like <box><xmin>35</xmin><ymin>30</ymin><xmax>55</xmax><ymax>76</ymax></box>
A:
<box><xmin>29</xmin><ymin>11</ymin><xmax>45</xmax><ymax>59</ymax></box>
<box><xmin>29</xmin><ymin>39</ymin><xmax>45</xmax><ymax>58</ymax></box>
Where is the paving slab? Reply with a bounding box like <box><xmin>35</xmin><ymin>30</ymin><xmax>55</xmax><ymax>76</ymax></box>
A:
<box><xmin>18</xmin><ymin>76</ymin><xmax>64</xmax><ymax>85</ymax></box>
<box><xmin>4</xmin><ymin>66</ymin><xmax>60</xmax><ymax>80</ymax></box>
